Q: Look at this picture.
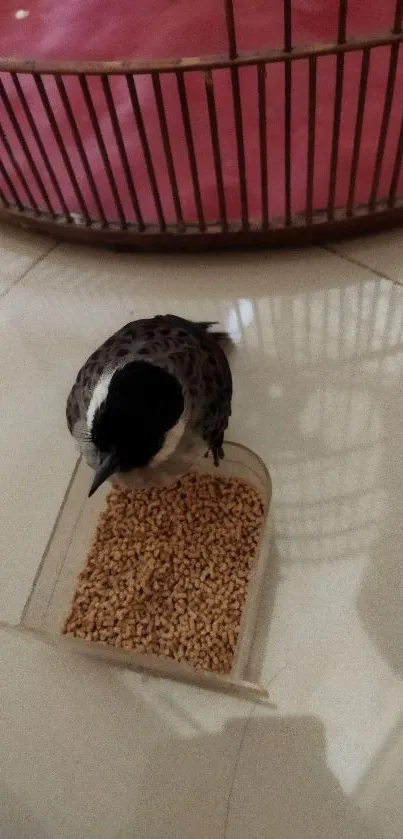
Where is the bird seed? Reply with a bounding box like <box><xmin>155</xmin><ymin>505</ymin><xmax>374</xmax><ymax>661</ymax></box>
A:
<box><xmin>62</xmin><ymin>472</ymin><xmax>265</xmax><ymax>675</ymax></box>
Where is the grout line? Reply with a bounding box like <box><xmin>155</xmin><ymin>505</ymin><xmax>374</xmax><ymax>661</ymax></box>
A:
<box><xmin>223</xmin><ymin>703</ymin><xmax>256</xmax><ymax>839</ymax></box>
<box><xmin>222</xmin><ymin>662</ymin><xmax>290</xmax><ymax>838</ymax></box>
<box><xmin>0</xmin><ymin>238</ymin><xmax>59</xmax><ymax>302</ymax></box>
<box><xmin>321</xmin><ymin>244</ymin><xmax>401</xmax><ymax>286</ymax></box>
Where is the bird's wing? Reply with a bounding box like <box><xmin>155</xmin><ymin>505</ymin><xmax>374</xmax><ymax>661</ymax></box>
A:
<box><xmin>199</xmin><ymin>336</ymin><xmax>232</xmax><ymax>458</ymax></box>
<box><xmin>159</xmin><ymin>316</ymin><xmax>233</xmax><ymax>456</ymax></box>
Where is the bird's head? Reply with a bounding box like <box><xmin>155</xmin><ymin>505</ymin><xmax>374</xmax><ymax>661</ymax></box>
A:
<box><xmin>87</xmin><ymin>361</ymin><xmax>185</xmax><ymax>497</ymax></box>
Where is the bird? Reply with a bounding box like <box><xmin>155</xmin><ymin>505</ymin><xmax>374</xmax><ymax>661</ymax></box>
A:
<box><xmin>66</xmin><ymin>314</ymin><xmax>233</xmax><ymax>498</ymax></box>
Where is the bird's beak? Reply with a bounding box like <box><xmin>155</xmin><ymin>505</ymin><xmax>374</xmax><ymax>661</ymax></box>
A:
<box><xmin>88</xmin><ymin>450</ymin><xmax>119</xmax><ymax>498</ymax></box>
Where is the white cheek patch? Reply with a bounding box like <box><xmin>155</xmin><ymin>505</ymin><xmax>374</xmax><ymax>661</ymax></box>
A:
<box><xmin>151</xmin><ymin>415</ymin><xmax>187</xmax><ymax>466</ymax></box>
<box><xmin>86</xmin><ymin>371</ymin><xmax>114</xmax><ymax>431</ymax></box>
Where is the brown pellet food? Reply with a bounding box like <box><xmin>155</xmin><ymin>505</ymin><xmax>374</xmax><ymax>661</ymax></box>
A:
<box><xmin>62</xmin><ymin>472</ymin><xmax>265</xmax><ymax>675</ymax></box>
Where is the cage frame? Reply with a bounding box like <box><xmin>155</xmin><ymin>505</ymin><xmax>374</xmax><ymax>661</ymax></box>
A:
<box><xmin>0</xmin><ymin>0</ymin><xmax>403</xmax><ymax>249</ymax></box>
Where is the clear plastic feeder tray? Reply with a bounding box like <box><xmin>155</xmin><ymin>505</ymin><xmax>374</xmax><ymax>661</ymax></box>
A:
<box><xmin>19</xmin><ymin>442</ymin><xmax>272</xmax><ymax>699</ymax></box>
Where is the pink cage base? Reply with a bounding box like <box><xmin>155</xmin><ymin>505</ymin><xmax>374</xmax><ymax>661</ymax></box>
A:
<box><xmin>0</xmin><ymin>0</ymin><xmax>402</xmax><ymax>231</ymax></box>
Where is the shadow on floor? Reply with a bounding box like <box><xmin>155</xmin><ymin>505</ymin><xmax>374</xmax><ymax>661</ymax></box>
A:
<box><xmin>357</xmin><ymin>517</ymin><xmax>403</xmax><ymax>679</ymax></box>
<box><xmin>117</xmin><ymin>712</ymin><xmax>378</xmax><ymax>839</ymax></box>
<box><xmin>357</xmin><ymin>393</ymin><xmax>403</xmax><ymax>678</ymax></box>
<box><xmin>0</xmin><ymin>784</ymin><xmax>50</xmax><ymax>839</ymax></box>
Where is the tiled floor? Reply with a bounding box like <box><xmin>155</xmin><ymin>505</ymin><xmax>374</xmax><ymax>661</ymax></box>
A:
<box><xmin>1</xmin><ymin>224</ymin><xmax>403</xmax><ymax>837</ymax></box>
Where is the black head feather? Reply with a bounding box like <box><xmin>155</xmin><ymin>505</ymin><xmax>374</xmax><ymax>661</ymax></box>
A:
<box><xmin>91</xmin><ymin>361</ymin><xmax>184</xmax><ymax>471</ymax></box>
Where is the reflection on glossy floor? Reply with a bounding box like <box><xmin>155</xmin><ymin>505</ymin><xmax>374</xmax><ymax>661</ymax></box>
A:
<box><xmin>1</xmin><ymin>225</ymin><xmax>403</xmax><ymax>838</ymax></box>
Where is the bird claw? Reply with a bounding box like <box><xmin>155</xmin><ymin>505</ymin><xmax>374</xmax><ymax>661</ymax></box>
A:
<box><xmin>213</xmin><ymin>447</ymin><xmax>224</xmax><ymax>467</ymax></box>
<box><xmin>206</xmin><ymin>445</ymin><xmax>224</xmax><ymax>466</ymax></box>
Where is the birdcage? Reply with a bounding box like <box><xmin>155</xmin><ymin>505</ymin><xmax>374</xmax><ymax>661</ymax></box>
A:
<box><xmin>0</xmin><ymin>0</ymin><xmax>402</xmax><ymax>249</ymax></box>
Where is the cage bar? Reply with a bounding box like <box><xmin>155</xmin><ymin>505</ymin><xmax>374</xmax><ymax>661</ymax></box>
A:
<box><xmin>152</xmin><ymin>73</ymin><xmax>184</xmax><ymax>229</ymax></box>
<box><xmin>0</xmin><ymin>120</ymin><xmax>39</xmax><ymax>213</ymax></box>
<box><xmin>230</xmin><ymin>66</ymin><xmax>249</xmax><ymax>230</ymax></box>
<box><xmin>79</xmin><ymin>74</ymin><xmax>126</xmax><ymax>227</ymax></box>
<box><xmin>101</xmin><ymin>75</ymin><xmax>145</xmax><ymax>230</ymax></box>
<box><xmin>347</xmin><ymin>47</ymin><xmax>370</xmax><ymax>217</ymax></box>
<box><xmin>283</xmin><ymin>0</ymin><xmax>293</xmax><ymax>226</ymax></box>
<box><xmin>0</xmin><ymin>182</ymin><xmax>8</xmax><ymax>208</ymax></box>
<box><xmin>0</xmin><ymin>79</ymin><xmax>55</xmax><ymax>216</ymax></box>
<box><xmin>126</xmin><ymin>75</ymin><xmax>166</xmax><ymax>233</ymax></box>
<box><xmin>306</xmin><ymin>56</ymin><xmax>317</xmax><ymax>226</ymax></box>
<box><xmin>328</xmin><ymin>0</ymin><xmax>348</xmax><ymax>220</ymax></box>
<box><xmin>0</xmin><ymin>154</ymin><xmax>23</xmax><ymax>209</ymax></box>
<box><xmin>204</xmin><ymin>71</ymin><xmax>228</xmax><ymax>231</ymax></box>
<box><xmin>257</xmin><ymin>64</ymin><xmax>269</xmax><ymax>230</ymax></box>
<box><xmin>224</xmin><ymin>0</ymin><xmax>238</xmax><ymax>60</ymax></box>
<box><xmin>388</xmin><ymin>114</ymin><xmax>403</xmax><ymax>207</ymax></box>
<box><xmin>284</xmin><ymin>63</ymin><xmax>292</xmax><ymax>226</ymax></box>
<box><xmin>283</xmin><ymin>0</ymin><xmax>292</xmax><ymax>53</ymax></box>
<box><xmin>369</xmin><ymin>42</ymin><xmax>400</xmax><ymax>211</ymax></box>
<box><xmin>327</xmin><ymin>55</ymin><xmax>345</xmax><ymax>219</ymax></box>
<box><xmin>176</xmin><ymin>71</ymin><xmax>205</xmax><ymax>232</ymax></box>
<box><xmin>388</xmin><ymin>0</ymin><xmax>403</xmax><ymax>208</ymax></box>
<box><xmin>34</xmin><ymin>74</ymin><xmax>90</xmax><ymax>223</ymax></box>
<box><xmin>11</xmin><ymin>73</ymin><xmax>71</xmax><ymax>218</ymax></box>
<box><xmin>55</xmin><ymin>76</ymin><xmax>107</xmax><ymax>227</ymax></box>
<box><xmin>393</xmin><ymin>0</ymin><xmax>403</xmax><ymax>33</ymax></box>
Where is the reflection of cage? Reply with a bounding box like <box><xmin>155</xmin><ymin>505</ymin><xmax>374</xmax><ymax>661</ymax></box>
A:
<box><xmin>1</xmin><ymin>0</ymin><xmax>403</xmax><ymax>248</ymax></box>
<box><xmin>226</xmin><ymin>277</ymin><xmax>402</xmax><ymax>564</ymax></box>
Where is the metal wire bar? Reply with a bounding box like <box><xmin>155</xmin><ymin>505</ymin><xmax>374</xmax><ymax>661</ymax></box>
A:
<box><xmin>224</xmin><ymin>0</ymin><xmax>238</xmax><ymax>59</ymax></box>
<box><xmin>393</xmin><ymin>0</ymin><xmax>403</xmax><ymax>33</ymax></box>
<box><xmin>284</xmin><ymin>62</ymin><xmax>292</xmax><ymax>225</ymax></box>
<box><xmin>328</xmin><ymin>0</ymin><xmax>348</xmax><ymax>219</ymax></box>
<box><xmin>230</xmin><ymin>66</ymin><xmax>248</xmax><ymax>229</ymax></box>
<box><xmin>79</xmin><ymin>74</ymin><xmax>126</xmax><ymax>226</ymax></box>
<box><xmin>34</xmin><ymin>74</ymin><xmax>90</xmax><ymax>222</ymax></box>
<box><xmin>55</xmin><ymin>75</ymin><xmax>107</xmax><ymax>226</ymax></box>
<box><xmin>369</xmin><ymin>42</ymin><xmax>400</xmax><ymax>211</ymax></box>
<box><xmin>204</xmin><ymin>70</ymin><xmax>228</xmax><ymax>231</ymax></box>
<box><xmin>257</xmin><ymin>63</ymin><xmax>269</xmax><ymax>229</ymax></box>
<box><xmin>0</xmin><ymin>120</ymin><xmax>39</xmax><ymax>213</ymax></box>
<box><xmin>283</xmin><ymin>0</ymin><xmax>293</xmax><ymax>226</ymax></box>
<box><xmin>0</xmin><ymin>153</ymin><xmax>22</xmax><ymax>209</ymax></box>
<box><xmin>101</xmin><ymin>74</ymin><xmax>144</xmax><ymax>229</ymax></box>
<box><xmin>306</xmin><ymin>55</ymin><xmax>317</xmax><ymax>225</ymax></box>
<box><xmin>347</xmin><ymin>47</ymin><xmax>370</xmax><ymax>216</ymax></box>
<box><xmin>176</xmin><ymin>71</ymin><xmax>205</xmax><ymax>231</ymax></box>
<box><xmin>284</xmin><ymin>0</ymin><xmax>292</xmax><ymax>52</ymax></box>
<box><xmin>126</xmin><ymin>75</ymin><xmax>166</xmax><ymax>232</ymax></box>
<box><xmin>0</xmin><ymin>181</ymin><xmax>8</xmax><ymax>207</ymax></box>
<box><xmin>337</xmin><ymin>0</ymin><xmax>348</xmax><ymax>42</ymax></box>
<box><xmin>388</xmin><ymin>112</ymin><xmax>403</xmax><ymax>206</ymax></box>
<box><xmin>11</xmin><ymin>73</ymin><xmax>71</xmax><ymax>218</ymax></box>
<box><xmin>0</xmin><ymin>78</ymin><xmax>55</xmax><ymax>215</ymax></box>
<box><xmin>152</xmin><ymin>73</ymin><xmax>184</xmax><ymax>228</ymax></box>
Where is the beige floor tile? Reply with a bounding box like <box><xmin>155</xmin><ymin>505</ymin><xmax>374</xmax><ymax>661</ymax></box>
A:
<box><xmin>0</xmin><ymin>629</ymin><xmax>251</xmax><ymax>839</ymax></box>
<box><xmin>331</xmin><ymin>228</ymin><xmax>403</xmax><ymax>284</ymax></box>
<box><xmin>226</xmin><ymin>707</ymin><xmax>379</xmax><ymax>839</ymax></box>
<box><xmin>0</xmin><ymin>224</ymin><xmax>54</xmax><ymax>296</ymax></box>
